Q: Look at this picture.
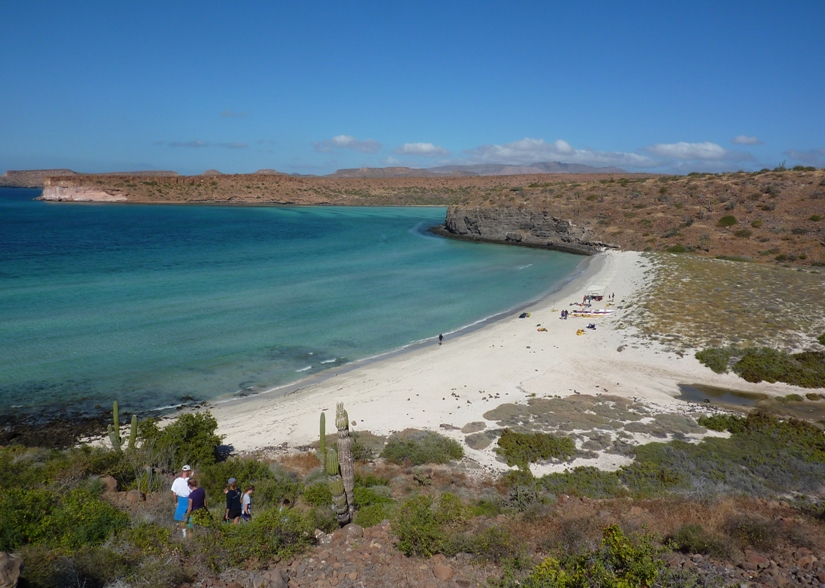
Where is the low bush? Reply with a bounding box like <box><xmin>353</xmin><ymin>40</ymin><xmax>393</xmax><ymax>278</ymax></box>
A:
<box><xmin>496</xmin><ymin>429</ymin><xmax>575</xmax><ymax>470</ymax></box>
<box><xmin>512</xmin><ymin>525</ymin><xmax>666</xmax><ymax>588</ymax></box>
<box><xmin>138</xmin><ymin>411</ymin><xmax>224</xmax><ymax>470</ymax></box>
<box><xmin>818</xmin><ymin>332</ymin><xmax>825</xmax><ymax>346</ymax></box>
<box><xmin>302</xmin><ymin>482</ymin><xmax>332</xmax><ymax>507</ymax></box>
<box><xmin>717</xmin><ymin>215</ymin><xmax>737</xmax><ymax>227</ymax></box>
<box><xmin>380</xmin><ymin>431</ymin><xmax>463</xmax><ymax>465</ymax></box>
<box><xmin>734</xmin><ymin>229</ymin><xmax>752</xmax><ymax>238</ymax></box>
<box><xmin>670</xmin><ymin>523</ymin><xmax>732</xmax><ymax>559</ymax></box>
<box><xmin>733</xmin><ymin>348</ymin><xmax>825</xmax><ymax>387</ymax></box>
<box><xmin>695</xmin><ymin>347</ymin><xmax>734</xmax><ymax>373</ymax></box>
<box><xmin>538</xmin><ymin>466</ymin><xmax>624</xmax><ymax>499</ymax></box>
<box><xmin>392</xmin><ymin>493</ymin><xmax>471</xmax><ymax>557</ymax></box>
<box><xmin>724</xmin><ymin>513</ymin><xmax>780</xmax><ymax>549</ymax></box>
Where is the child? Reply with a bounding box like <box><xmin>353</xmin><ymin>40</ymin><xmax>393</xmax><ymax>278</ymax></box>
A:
<box><xmin>241</xmin><ymin>485</ymin><xmax>255</xmax><ymax>522</ymax></box>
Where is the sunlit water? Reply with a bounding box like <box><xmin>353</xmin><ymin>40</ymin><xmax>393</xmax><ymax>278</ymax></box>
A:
<box><xmin>0</xmin><ymin>188</ymin><xmax>584</xmax><ymax>419</ymax></box>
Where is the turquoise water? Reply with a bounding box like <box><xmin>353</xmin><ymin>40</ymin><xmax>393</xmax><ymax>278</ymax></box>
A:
<box><xmin>0</xmin><ymin>188</ymin><xmax>583</xmax><ymax>419</ymax></box>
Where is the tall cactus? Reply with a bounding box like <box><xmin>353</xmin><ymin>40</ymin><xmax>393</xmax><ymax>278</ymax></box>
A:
<box><xmin>326</xmin><ymin>448</ymin><xmax>350</xmax><ymax>524</ymax></box>
<box><xmin>335</xmin><ymin>402</ymin><xmax>355</xmax><ymax>521</ymax></box>
<box><xmin>107</xmin><ymin>401</ymin><xmax>122</xmax><ymax>453</ymax></box>
<box><xmin>128</xmin><ymin>414</ymin><xmax>137</xmax><ymax>451</ymax></box>
<box><xmin>107</xmin><ymin>401</ymin><xmax>137</xmax><ymax>453</ymax></box>
<box><xmin>316</xmin><ymin>412</ymin><xmax>326</xmax><ymax>465</ymax></box>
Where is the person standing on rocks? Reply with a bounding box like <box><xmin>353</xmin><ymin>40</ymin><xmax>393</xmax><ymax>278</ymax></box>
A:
<box><xmin>171</xmin><ymin>464</ymin><xmax>192</xmax><ymax>535</ymax></box>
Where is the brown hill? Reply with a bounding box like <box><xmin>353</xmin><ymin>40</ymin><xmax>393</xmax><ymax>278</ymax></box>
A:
<box><xmin>0</xmin><ymin>169</ymin><xmax>77</xmax><ymax>187</ymax></box>
<box><xmin>38</xmin><ymin>169</ymin><xmax>824</xmax><ymax>267</ymax></box>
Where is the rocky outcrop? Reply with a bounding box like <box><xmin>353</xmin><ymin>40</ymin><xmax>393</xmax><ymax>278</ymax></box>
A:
<box><xmin>41</xmin><ymin>184</ymin><xmax>127</xmax><ymax>202</ymax></box>
<box><xmin>0</xmin><ymin>552</ymin><xmax>23</xmax><ymax>588</ymax></box>
<box><xmin>434</xmin><ymin>205</ymin><xmax>618</xmax><ymax>255</ymax></box>
<box><xmin>0</xmin><ymin>169</ymin><xmax>76</xmax><ymax>188</ymax></box>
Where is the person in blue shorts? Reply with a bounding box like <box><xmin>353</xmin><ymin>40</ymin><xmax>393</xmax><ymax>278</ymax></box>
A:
<box><xmin>171</xmin><ymin>464</ymin><xmax>192</xmax><ymax>536</ymax></box>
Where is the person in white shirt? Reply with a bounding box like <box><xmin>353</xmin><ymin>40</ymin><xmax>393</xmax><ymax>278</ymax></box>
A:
<box><xmin>171</xmin><ymin>464</ymin><xmax>192</xmax><ymax>532</ymax></box>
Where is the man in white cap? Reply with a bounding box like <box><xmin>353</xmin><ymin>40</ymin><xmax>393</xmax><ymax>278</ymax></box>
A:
<box><xmin>171</xmin><ymin>465</ymin><xmax>192</xmax><ymax>535</ymax></box>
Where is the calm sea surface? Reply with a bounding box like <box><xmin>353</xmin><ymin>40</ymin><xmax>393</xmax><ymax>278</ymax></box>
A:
<box><xmin>0</xmin><ymin>188</ymin><xmax>583</xmax><ymax>419</ymax></box>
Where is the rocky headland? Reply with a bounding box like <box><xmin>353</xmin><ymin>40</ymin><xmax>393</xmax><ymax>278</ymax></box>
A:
<box><xmin>17</xmin><ymin>167</ymin><xmax>825</xmax><ymax>266</ymax></box>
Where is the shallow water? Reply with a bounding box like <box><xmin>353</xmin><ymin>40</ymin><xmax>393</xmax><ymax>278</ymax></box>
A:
<box><xmin>0</xmin><ymin>189</ymin><xmax>583</xmax><ymax>419</ymax></box>
<box><xmin>677</xmin><ymin>383</ymin><xmax>767</xmax><ymax>407</ymax></box>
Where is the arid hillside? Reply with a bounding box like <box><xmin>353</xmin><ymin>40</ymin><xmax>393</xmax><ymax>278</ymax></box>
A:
<box><xmin>40</xmin><ymin>169</ymin><xmax>825</xmax><ymax>266</ymax></box>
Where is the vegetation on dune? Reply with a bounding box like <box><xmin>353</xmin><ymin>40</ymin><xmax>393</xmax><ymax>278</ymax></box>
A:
<box><xmin>380</xmin><ymin>430</ymin><xmax>464</xmax><ymax>465</ymax></box>
<box><xmin>696</xmin><ymin>345</ymin><xmax>825</xmax><ymax>387</ymax></box>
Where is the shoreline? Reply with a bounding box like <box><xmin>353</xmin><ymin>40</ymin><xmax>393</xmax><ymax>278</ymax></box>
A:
<box><xmin>207</xmin><ymin>250</ymin><xmax>808</xmax><ymax>474</ymax></box>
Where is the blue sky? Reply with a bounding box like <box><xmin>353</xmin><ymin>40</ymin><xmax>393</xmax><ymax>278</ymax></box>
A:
<box><xmin>2</xmin><ymin>1</ymin><xmax>824</xmax><ymax>176</ymax></box>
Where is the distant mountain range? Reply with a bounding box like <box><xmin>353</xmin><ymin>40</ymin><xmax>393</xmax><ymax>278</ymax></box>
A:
<box><xmin>0</xmin><ymin>162</ymin><xmax>625</xmax><ymax>188</ymax></box>
<box><xmin>329</xmin><ymin>161</ymin><xmax>626</xmax><ymax>178</ymax></box>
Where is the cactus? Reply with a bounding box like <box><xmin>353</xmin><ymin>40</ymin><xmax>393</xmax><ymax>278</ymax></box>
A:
<box><xmin>128</xmin><ymin>414</ymin><xmax>137</xmax><ymax>451</ymax></box>
<box><xmin>326</xmin><ymin>448</ymin><xmax>350</xmax><ymax>524</ymax></box>
<box><xmin>108</xmin><ymin>401</ymin><xmax>122</xmax><ymax>453</ymax></box>
<box><xmin>107</xmin><ymin>401</ymin><xmax>138</xmax><ymax>453</ymax></box>
<box><xmin>335</xmin><ymin>402</ymin><xmax>355</xmax><ymax>521</ymax></box>
<box><xmin>316</xmin><ymin>411</ymin><xmax>326</xmax><ymax>465</ymax></box>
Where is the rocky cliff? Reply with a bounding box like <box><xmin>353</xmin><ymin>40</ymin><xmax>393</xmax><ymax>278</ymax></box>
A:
<box><xmin>0</xmin><ymin>169</ymin><xmax>76</xmax><ymax>188</ymax></box>
<box><xmin>433</xmin><ymin>206</ymin><xmax>615</xmax><ymax>255</ymax></box>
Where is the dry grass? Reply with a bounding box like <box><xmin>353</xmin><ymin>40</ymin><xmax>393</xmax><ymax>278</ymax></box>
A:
<box><xmin>274</xmin><ymin>451</ymin><xmax>322</xmax><ymax>476</ymax></box>
<box><xmin>618</xmin><ymin>253</ymin><xmax>825</xmax><ymax>352</ymax></box>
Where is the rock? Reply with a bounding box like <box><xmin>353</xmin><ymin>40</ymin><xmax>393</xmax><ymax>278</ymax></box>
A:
<box><xmin>432</xmin><ymin>563</ymin><xmax>454</xmax><ymax>581</ymax></box>
<box><xmin>100</xmin><ymin>474</ymin><xmax>118</xmax><ymax>493</ymax></box>
<box><xmin>0</xmin><ymin>553</ymin><xmax>23</xmax><ymax>588</ymax></box>
<box><xmin>126</xmin><ymin>489</ymin><xmax>145</xmax><ymax>503</ymax></box>
<box><xmin>343</xmin><ymin>524</ymin><xmax>364</xmax><ymax>541</ymax></box>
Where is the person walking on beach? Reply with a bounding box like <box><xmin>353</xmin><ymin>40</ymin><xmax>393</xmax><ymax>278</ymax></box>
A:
<box><xmin>438</xmin><ymin>333</ymin><xmax>444</xmax><ymax>346</ymax></box>
<box><xmin>171</xmin><ymin>465</ymin><xmax>192</xmax><ymax>535</ymax></box>
<box><xmin>225</xmin><ymin>477</ymin><xmax>243</xmax><ymax>524</ymax></box>
<box><xmin>242</xmin><ymin>485</ymin><xmax>255</xmax><ymax>522</ymax></box>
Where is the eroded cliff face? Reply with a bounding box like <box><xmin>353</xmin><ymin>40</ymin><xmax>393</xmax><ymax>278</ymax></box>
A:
<box><xmin>41</xmin><ymin>183</ymin><xmax>127</xmax><ymax>202</ymax></box>
<box><xmin>434</xmin><ymin>206</ymin><xmax>618</xmax><ymax>255</ymax></box>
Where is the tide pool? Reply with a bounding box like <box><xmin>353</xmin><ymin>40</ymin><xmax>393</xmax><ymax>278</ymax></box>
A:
<box><xmin>0</xmin><ymin>188</ymin><xmax>583</xmax><ymax>419</ymax></box>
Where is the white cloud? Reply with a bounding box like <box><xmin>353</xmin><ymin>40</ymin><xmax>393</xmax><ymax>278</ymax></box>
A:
<box><xmin>313</xmin><ymin>135</ymin><xmax>381</xmax><ymax>153</ymax></box>
<box><xmin>644</xmin><ymin>141</ymin><xmax>751</xmax><ymax>161</ymax></box>
<box><xmin>168</xmin><ymin>140</ymin><xmax>209</xmax><ymax>148</ymax></box>
<box><xmin>383</xmin><ymin>156</ymin><xmax>401</xmax><ymax>165</ymax></box>
<box><xmin>784</xmin><ymin>148</ymin><xmax>825</xmax><ymax>166</ymax></box>
<box><xmin>394</xmin><ymin>142</ymin><xmax>450</xmax><ymax>157</ymax></box>
<box><xmin>165</xmin><ymin>140</ymin><xmax>247</xmax><ymax>149</ymax></box>
<box><xmin>731</xmin><ymin>135</ymin><xmax>763</xmax><ymax>145</ymax></box>
<box><xmin>462</xmin><ymin>137</ymin><xmax>655</xmax><ymax>168</ymax></box>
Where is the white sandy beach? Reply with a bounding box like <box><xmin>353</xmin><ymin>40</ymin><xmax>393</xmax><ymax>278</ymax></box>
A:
<box><xmin>209</xmin><ymin>250</ymin><xmax>805</xmax><ymax>474</ymax></box>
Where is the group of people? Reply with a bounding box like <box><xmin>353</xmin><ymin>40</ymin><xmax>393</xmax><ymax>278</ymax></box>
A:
<box><xmin>171</xmin><ymin>464</ymin><xmax>255</xmax><ymax>534</ymax></box>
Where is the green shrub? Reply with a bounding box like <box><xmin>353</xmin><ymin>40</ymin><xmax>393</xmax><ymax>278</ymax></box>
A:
<box><xmin>697</xmin><ymin>414</ymin><xmax>745</xmax><ymax>433</ymax></box>
<box><xmin>751</xmin><ymin>219</ymin><xmax>763</xmax><ymax>228</ymax></box>
<box><xmin>518</xmin><ymin>525</ymin><xmax>665</xmax><ymax>588</ymax></box>
<box><xmin>0</xmin><ymin>487</ymin><xmax>129</xmax><ymax>551</ymax></box>
<box><xmin>199</xmin><ymin>457</ymin><xmax>296</xmax><ymax>509</ymax></box>
<box><xmin>446</xmin><ymin>526</ymin><xmax>519</xmax><ymax>563</ymax></box>
<box><xmin>724</xmin><ymin>513</ymin><xmax>780</xmax><ymax>549</ymax></box>
<box><xmin>818</xmin><ymin>332</ymin><xmax>825</xmax><ymax>346</ymax></box>
<box><xmin>189</xmin><ymin>507</ymin><xmax>315</xmax><ymax>572</ymax></box>
<box><xmin>302</xmin><ymin>482</ymin><xmax>332</xmax><ymax>507</ymax></box>
<box><xmin>732</xmin><ymin>348</ymin><xmax>825</xmax><ymax>387</ymax></box>
<box><xmin>810</xmin><ymin>214</ymin><xmax>822</xmax><ymax>221</ymax></box>
<box><xmin>734</xmin><ymin>229</ymin><xmax>752</xmax><ymax>238</ymax></box>
<box><xmin>392</xmin><ymin>493</ymin><xmax>470</xmax><ymax>557</ymax></box>
<box><xmin>380</xmin><ymin>431</ymin><xmax>463</xmax><ymax>465</ymax></box>
<box><xmin>666</xmin><ymin>244</ymin><xmax>687</xmax><ymax>253</ymax></box>
<box><xmin>496</xmin><ymin>429</ymin><xmax>575</xmax><ymax>470</ymax></box>
<box><xmin>539</xmin><ymin>466</ymin><xmax>624</xmax><ymax>499</ymax></box>
<box><xmin>355</xmin><ymin>503</ymin><xmax>395</xmax><ymax>527</ymax></box>
<box><xmin>718</xmin><ymin>215</ymin><xmax>737</xmax><ymax>227</ymax></box>
<box><xmin>138</xmin><ymin>411</ymin><xmax>224</xmax><ymax>470</ymax></box>
<box><xmin>670</xmin><ymin>524</ymin><xmax>732</xmax><ymax>559</ymax></box>
<box><xmin>353</xmin><ymin>486</ymin><xmax>393</xmax><ymax>508</ymax></box>
<box><xmin>695</xmin><ymin>347</ymin><xmax>733</xmax><ymax>373</ymax></box>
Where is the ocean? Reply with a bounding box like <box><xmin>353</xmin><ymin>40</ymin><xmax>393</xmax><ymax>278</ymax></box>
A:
<box><xmin>0</xmin><ymin>188</ymin><xmax>584</xmax><ymax>420</ymax></box>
